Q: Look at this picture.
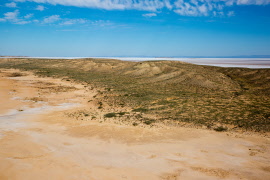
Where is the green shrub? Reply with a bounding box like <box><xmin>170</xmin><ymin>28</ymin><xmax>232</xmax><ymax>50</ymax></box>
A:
<box><xmin>132</xmin><ymin>108</ymin><xmax>148</xmax><ymax>113</ymax></box>
<box><xmin>118</xmin><ymin>112</ymin><xmax>126</xmax><ymax>116</ymax></box>
<box><xmin>214</xmin><ymin>126</ymin><xmax>228</xmax><ymax>132</ymax></box>
<box><xmin>104</xmin><ymin>113</ymin><xmax>117</xmax><ymax>118</ymax></box>
<box><xmin>9</xmin><ymin>72</ymin><xmax>24</xmax><ymax>77</ymax></box>
<box><xmin>132</xmin><ymin>122</ymin><xmax>138</xmax><ymax>126</ymax></box>
<box><xmin>144</xmin><ymin>119</ymin><xmax>155</xmax><ymax>125</ymax></box>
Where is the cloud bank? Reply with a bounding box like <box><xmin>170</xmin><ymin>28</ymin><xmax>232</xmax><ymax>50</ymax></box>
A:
<box><xmin>143</xmin><ymin>13</ymin><xmax>157</xmax><ymax>17</ymax></box>
<box><xmin>13</xmin><ymin>0</ymin><xmax>270</xmax><ymax>16</ymax></box>
<box><xmin>5</xmin><ymin>2</ymin><xmax>17</xmax><ymax>8</ymax></box>
<box><xmin>0</xmin><ymin>9</ymin><xmax>113</xmax><ymax>27</ymax></box>
<box><xmin>43</xmin><ymin>15</ymin><xmax>60</xmax><ymax>23</ymax></box>
<box><xmin>36</xmin><ymin>5</ymin><xmax>45</xmax><ymax>11</ymax></box>
<box><xmin>0</xmin><ymin>10</ymin><xmax>34</xmax><ymax>24</ymax></box>
<box><xmin>1</xmin><ymin>0</ymin><xmax>269</xmax><ymax>26</ymax></box>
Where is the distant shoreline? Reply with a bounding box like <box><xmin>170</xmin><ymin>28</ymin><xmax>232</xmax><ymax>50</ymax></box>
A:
<box><xmin>1</xmin><ymin>56</ymin><xmax>270</xmax><ymax>69</ymax></box>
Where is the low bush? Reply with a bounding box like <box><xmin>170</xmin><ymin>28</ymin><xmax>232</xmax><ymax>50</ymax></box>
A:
<box><xmin>214</xmin><ymin>126</ymin><xmax>228</xmax><ymax>132</ymax></box>
<box><xmin>132</xmin><ymin>108</ymin><xmax>148</xmax><ymax>113</ymax></box>
<box><xmin>9</xmin><ymin>72</ymin><xmax>24</xmax><ymax>77</ymax></box>
<box><xmin>104</xmin><ymin>113</ymin><xmax>117</xmax><ymax>118</ymax></box>
<box><xmin>144</xmin><ymin>119</ymin><xmax>155</xmax><ymax>125</ymax></box>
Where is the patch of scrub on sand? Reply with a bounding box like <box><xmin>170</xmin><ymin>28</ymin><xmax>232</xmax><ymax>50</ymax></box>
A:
<box><xmin>12</xmin><ymin>96</ymin><xmax>47</xmax><ymax>104</ymax></box>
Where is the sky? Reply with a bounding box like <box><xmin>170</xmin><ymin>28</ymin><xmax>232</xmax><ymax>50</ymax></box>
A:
<box><xmin>0</xmin><ymin>0</ymin><xmax>270</xmax><ymax>57</ymax></box>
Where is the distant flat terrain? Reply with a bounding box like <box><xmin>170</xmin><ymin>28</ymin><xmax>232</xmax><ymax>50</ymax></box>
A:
<box><xmin>112</xmin><ymin>57</ymin><xmax>270</xmax><ymax>68</ymax></box>
<box><xmin>1</xmin><ymin>57</ymin><xmax>270</xmax><ymax>68</ymax></box>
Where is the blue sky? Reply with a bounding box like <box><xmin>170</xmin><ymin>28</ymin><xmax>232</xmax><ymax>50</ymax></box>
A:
<box><xmin>0</xmin><ymin>0</ymin><xmax>270</xmax><ymax>57</ymax></box>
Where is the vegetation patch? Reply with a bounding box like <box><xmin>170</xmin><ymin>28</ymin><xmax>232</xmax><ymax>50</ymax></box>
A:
<box><xmin>104</xmin><ymin>113</ymin><xmax>117</xmax><ymax>118</ymax></box>
<box><xmin>1</xmin><ymin>58</ymin><xmax>270</xmax><ymax>132</ymax></box>
<box><xmin>214</xmin><ymin>126</ymin><xmax>228</xmax><ymax>132</ymax></box>
<box><xmin>132</xmin><ymin>122</ymin><xmax>138</xmax><ymax>126</ymax></box>
<box><xmin>8</xmin><ymin>72</ymin><xmax>24</xmax><ymax>77</ymax></box>
<box><xmin>132</xmin><ymin>108</ymin><xmax>149</xmax><ymax>113</ymax></box>
<box><xmin>104</xmin><ymin>112</ymin><xmax>127</xmax><ymax>118</ymax></box>
<box><xmin>118</xmin><ymin>112</ymin><xmax>126</xmax><ymax>116</ymax></box>
<box><xmin>143</xmin><ymin>119</ymin><xmax>156</xmax><ymax>125</ymax></box>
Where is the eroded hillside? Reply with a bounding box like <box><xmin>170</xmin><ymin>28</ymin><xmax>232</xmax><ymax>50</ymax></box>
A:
<box><xmin>0</xmin><ymin>58</ymin><xmax>269</xmax><ymax>132</ymax></box>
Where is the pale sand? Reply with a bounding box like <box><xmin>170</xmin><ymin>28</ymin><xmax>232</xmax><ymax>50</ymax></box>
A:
<box><xmin>0</xmin><ymin>69</ymin><xmax>269</xmax><ymax>180</ymax></box>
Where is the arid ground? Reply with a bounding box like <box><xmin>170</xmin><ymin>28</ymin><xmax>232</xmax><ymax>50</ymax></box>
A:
<box><xmin>0</xmin><ymin>67</ymin><xmax>270</xmax><ymax>180</ymax></box>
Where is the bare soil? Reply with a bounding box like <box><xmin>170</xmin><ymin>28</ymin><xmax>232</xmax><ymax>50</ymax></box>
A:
<box><xmin>0</xmin><ymin>69</ymin><xmax>270</xmax><ymax>180</ymax></box>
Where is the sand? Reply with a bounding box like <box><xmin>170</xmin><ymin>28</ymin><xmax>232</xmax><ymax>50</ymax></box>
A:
<box><xmin>0</xmin><ymin>69</ymin><xmax>269</xmax><ymax>180</ymax></box>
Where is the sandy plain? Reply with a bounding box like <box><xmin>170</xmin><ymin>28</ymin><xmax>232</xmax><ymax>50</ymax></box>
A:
<box><xmin>0</xmin><ymin>68</ymin><xmax>269</xmax><ymax>180</ymax></box>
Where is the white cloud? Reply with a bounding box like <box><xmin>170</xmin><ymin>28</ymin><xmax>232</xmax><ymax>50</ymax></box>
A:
<box><xmin>15</xmin><ymin>20</ymin><xmax>31</xmax><ymax>24</ymax></box>
<box><xmin>61</xmin><ymin>19</ymin><xmax>115</xmax><ymax>27</ymax></box>
<box><xmin>60</xmin><ymin>19</ymin><xmax>87</xmax><ymax>25</ymax></box>
<box><xmin>43</xmin><ymin>15</ymin><xmax>60</xmax><ymax>23</ymax></box>
<box><xmin>173</xmin><ymin>0</ymin><xmax>270</xmax><ymax>16</ymax></box>
<box><xmin>213</xmin><ymin>11</ymin><xmax>225</xmax><ymax>17</ymax></box>
<box><xmin>3</xmin><ymin>10</ymin><xmax>19</xmax><ymax>21</ymax></box>
<box><xmin>164</xmin><ymin>0</ymin><xmax>173</xmax><ymax>9</ymax></box>
<box><xmin>0</xmin><ymin>10</ymin><xmax>32</xmax><ymax>24</ymax></box>
<box><xmin>36</xmin><ymin>5</ymin><xmax>45</xmax><ymax>11</ymax></box>
<box><xmin>226</xmin><ymin>0</ymin><xmax>235</xmax><ymax>6</ymax></box>
<box><xmin>174</xmin><ymin>1</ymin><xmax>207</xmax><ymax>16</ymax></box>
<box><xmin>6</xmin><ymin>2</ymin><xmax>17</xmax><ymax>8</ymax></box>
<box><xmin>24</xmin><ymin>13</ymin><xmax>34</xmax><ymax>19</ymax></box>
<box><xmin>198</xmin><ymin>4</ymin><xmax>208</xmax><ymax>15</ymax></box>
<box><xmin>227</xmin><ymin>11</ymin><xmax>235</xmax><ymax>17</ymax></box>
<box><xmin>0</xmin><ymin>9</ymin><xmax>110</xmax><ymax>26</ymax></box>
<box><xmin>143</xmin><ymin>13</ymin><xmax>157</xmax><ymax>17</ymax></box>
<box><xmin>15</xmin><ymin>0</ymin><xmax>172</xmax><ymax>11</ymax></box>
<box><xmin>90</xmin><ymin>20</ymin><xmax>113</xmax><ymax>27</ymax></box>
<box><xmin>0</xmin><ymin>10</ymin><xmax>110</xmax><ymax>26</ymax></box>
<box><xmin>237</xmin><ymin>0</ymin><xmax>270</xmax><ymax>5</ymax></box>
<box><xmin>7</xmin><ymin>0</ymin><xmax>270</xmax><ymax>19</ymax></box>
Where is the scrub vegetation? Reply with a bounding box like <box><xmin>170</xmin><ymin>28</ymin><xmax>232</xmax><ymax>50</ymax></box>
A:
<box><xmin>1</xmin><ymin>58</ymin><xmax>269</xmax><ymax>132</ymax></box>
